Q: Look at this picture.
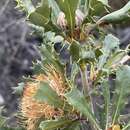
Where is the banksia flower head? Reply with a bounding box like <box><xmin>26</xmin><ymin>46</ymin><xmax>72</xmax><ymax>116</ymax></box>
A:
<box><xmin>20</xmin><ymin>65</ymin><xmax>67</xmax><ymax>130</ymax></box>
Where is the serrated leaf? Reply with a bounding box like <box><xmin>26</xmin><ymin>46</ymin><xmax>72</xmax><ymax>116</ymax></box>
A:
<box><xmin>97</xmin><ymin>1</ymin><xmax>130</xmax><ymax>24</ymax></box>
<box><xmin>28</xmin><ymin>0</ymin><xmax>59</xmax><ymax>32</ymax></box>
<box><xmin>39</xmin><ymin>119</ymin><xmax>73</xmax><ymax>130</ymax></box>
<box><xmin>16</xmin><ymin>0</ymin><xmax>35</xmax><ymax>14</ymax></box>
<box><xmin>34</xmin><ymin>82</ymin><xmax>63</xmax><ymax>108</ymax></box>
<box><xmin>28</xmin><ymin>1</ymin><xmax>50</xmax><ymax>29</ymax></box>
<box><xmin>13</xmin><ymin>82</ymin><xmax>24</xmax><ymax>95</ymax></box>
<box><xmin>40</xmin><ymin>45</ymin><xmax>64</xmax><ymax>73</ymax></box>
<box><xmin>103</xmin><ymin>34</ymin><xmax>120</xmax><ymax>52</ymax></box>
<box><xmin>112</xmin><ymin>66</ymin><xmax>130</xmax><ymax>125</ymax></box>
<box><xmin>65</xmin><ymin>88</ymin><xmax>101</xmax><ymax>130</ymax></box>
<box><xmin>98</xmin><ymin>34</ymin><xmax>120</xmax><ymax>70</ymax></box>
<box><xmin>56</xmin><ymin>0</ymin><xmax>79</xmax><ymax>31</ymax></box>
<box><xmin>32</xmin><ymin>61</ymin><xmax>45</xmax><ymax>74</ymax></box>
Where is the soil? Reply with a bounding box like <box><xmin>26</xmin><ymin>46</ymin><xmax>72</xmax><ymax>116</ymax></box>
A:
<box><xmin>0</xmin><ymin>0</ymin><xmax>40</xmax><ymax>117</ymax></box>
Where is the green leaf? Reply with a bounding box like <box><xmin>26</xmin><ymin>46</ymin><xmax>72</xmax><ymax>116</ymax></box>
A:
<box><xmin>78</xmin><ymin>0</ymin><xmax>90</xmax><ymax>16</ymax></box>
<box><xmin>28</xmin><ymin>0</ymin><xmax>59</xmax><ymax>32</ymax></box>
<box><xmin>65</xmin><ymin>88</ymin><xmax>101</xmax><ymax>130</ymax></box>
<box><xmin>97</xmin><ymin>0</ymin><xmax>108</xmax><ymax>6</ymax></box>
<box><xmin>28</xmin><ymin>0</ymin><xmax>50</xmax><ymax>29</ymax></box>
<box><xmin>80</xmin><ymin>49</ymin><xmax>96</xmax><ymax>63</ymax></box>
<box><xmin>0</xmin><ymin>114</ymin><xmax>5</xmax><ymax>128</ymax></box>
<box><xmin>70</xmin><ymin>41</ymin><xmax>80</xmax><ymax>62</ymax></box>
<box><xmin>17</xmin><ymin>0</ymin><xmax>56</xmax><ymax>31</ymax></box>
<box><xmin>48</xmin><ymin>0</ymin><xmax>61</xmax><ymax>25</ymax></box>
<box><xmin>98</xmin><ymin>34</ymin><xmax>120</xmax><ymax>70</ymax></box>
<box><xmin>39</xmin><ymin>119</ymin><xmax>73</xmax><ymax>130</ymax></box>
<box><xmin>104</xmin><ymin>51</ymin><xmax>126</xmax><ymax>68</ymax></box>
<box><xmin>40</xmin><ymin>45</ymin><xmax>64</xmax><ymax>73</ymax></box>
<box><xmin>95</xmin><ymin>48</ymin><xmax>103</xmax><ymax>59</ymax></box>
<box><xmin>32</xmin><ymin>61</ymin><xmax>45</xmax><ymax>74</ymax></box>
<box><xmin>34</xmin><ymin>82</ymin><xmax>63</xmax><ymax>108</ymax></box>
<box><xmin>16</xmin><ymin>0</ymin><xmax>35</xmax><ymax>14</ymax></box>
<box><xmin>97</xmin><ymin>1</ymin><xmax>130</xmax><ymax>24</ymax></box>
<box><xmin>112</xmin><ymin>66</ymin><xmax>130</xmax><ymax>125</ymax></box>
<box><xmin>122</xmin><ymin>122</ymin><xmax>130</xmax><ymax>130</ymax></box>
<box><xmin>71</xmin><ymin>63</ymin><xmax>79</xmax><ymax>84</ymax></box>
<box><xmin>63</xmin><ymin>121</ymin><xmax>80</xmax><ymax>130</ymax></box>
<box><xmin>0</xmin><ymin>127</ymin><xmax>25</xmax><ymax>130</ymax></box>
<box><xmin>89</xmin><ymin>0</ymin><xmax>108</xmax><ymax>16</ymax></box>
<box><xmin>102</xmin><ymin>80</ymin><xmax>111</xmax><ymax>130</ymax></box>
<box><xmin>13</xmin><ymin>82</ymin><xmax>24</xmax><ymax>95</ymax></box>
<box><xmin>103</xmin><ymin>34</ymin><xmax>120</xmax><ymax>52</ymax></box>
<box><xmin>56</xmin><ymin>0</ymin><xmax>79</xmax><ymax>31</ymax></box>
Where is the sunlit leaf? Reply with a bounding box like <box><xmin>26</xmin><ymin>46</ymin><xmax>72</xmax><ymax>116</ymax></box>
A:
<box><xmin>13</xmin><ymin>82</ymin><xmax>24</xmax><ymax>95</ymax></box>
<box><xmin>65</xmin><ymin>88</ymin><xmax>101</xmax><ymax>130</ymax></box>
<box><xmin>98</xmin><ymin>34</ymin><xmax>120</xmax><ymax>70</ymax></box>
<box><xmin>97</xmin><ymin>1</ymin><xmax>130</xmax><ymax>24</ymax></box>
<box><xmin>34</xmin><ymin>82</ymin><xmax>63</xmax><ymax>108</ymax></box>
<box><xmin>16</xmin><ymin>0</ymin><xmax>35</xmax><ymax>14</ymax></box>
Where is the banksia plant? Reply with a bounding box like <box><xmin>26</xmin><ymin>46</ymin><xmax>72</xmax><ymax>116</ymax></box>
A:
<box><xmin>8</xmin><ymin>0</ymin><xmax>130</xmax><ymax>130</ymax></box>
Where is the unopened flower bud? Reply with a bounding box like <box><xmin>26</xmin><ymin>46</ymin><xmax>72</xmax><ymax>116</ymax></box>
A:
<box><xmin>57</xmin><ymin>9</ymin><xmax>85</xmax><ymax>28</ymax></box>
<box><xmin>75</xmin><ymin>9</ymin><xmax>85</xmax><ymax>26</ymax></box>
<box><xmin>57</xmin><ymin>12</ymin><xmax>67</xmax><ymax>28</ymax></box>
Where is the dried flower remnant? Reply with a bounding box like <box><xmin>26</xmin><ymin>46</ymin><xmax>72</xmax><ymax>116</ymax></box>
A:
<box><xmin>21</xmin><ymin>66</ymin><xmax>67</xmax><ymax>130</ymax></box>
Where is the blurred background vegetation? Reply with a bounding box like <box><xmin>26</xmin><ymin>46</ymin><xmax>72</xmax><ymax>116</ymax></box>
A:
<box><xmin>0</xmin><ymin>0</ymin><xmax>130</xmax><ymax>122</ymax></box>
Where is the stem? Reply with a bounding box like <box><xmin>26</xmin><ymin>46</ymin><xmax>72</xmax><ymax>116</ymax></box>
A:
<box><xmin>80</xmin><ymin>64</ymin><xmax>89</xmax><ymax>97</ymax></box>
<box><xmin>122</xmin><ymin>123</ymin><xmax>130</xmax><ymax>130</ymax></box>
<box><xmin>80</xmin><ymin>64</ymin><xmax>94</xmax><ymax>112</ymax></box>
<box><xmin>80</xmin><ymin>64</ymin><xmax>97</xmax><ymax>130</ymax></box>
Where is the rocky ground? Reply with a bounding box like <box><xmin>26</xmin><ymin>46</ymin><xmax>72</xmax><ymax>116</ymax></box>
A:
<box><xmin>0</xmin><ymin>0</ymin><xmax>41</xmax><ymax>117</ymax></box>
<box><xmin>0</xmin><ymin>0</ymin><xmax>130</xmax><ymax>121</ymax></box>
